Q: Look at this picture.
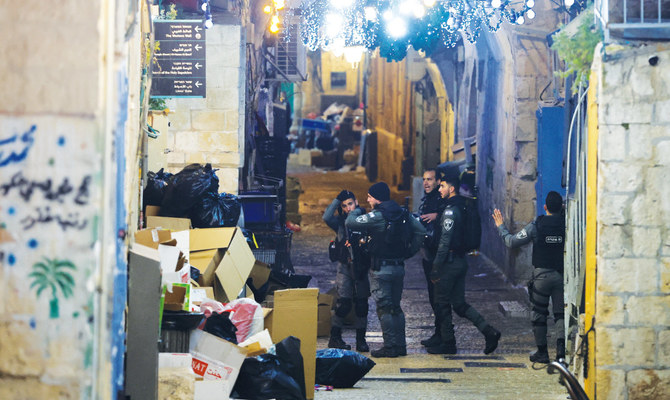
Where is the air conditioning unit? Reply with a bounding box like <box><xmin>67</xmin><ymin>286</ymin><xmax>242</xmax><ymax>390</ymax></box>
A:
<box><xmin>270</xmin><ymin>19</ymin><xmax>306</xmax><ymax>82</ymax></box>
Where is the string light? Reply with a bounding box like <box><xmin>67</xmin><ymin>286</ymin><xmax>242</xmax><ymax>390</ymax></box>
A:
<box><xmin>292</xmin><ymin>0</ymin><xmax>537</xmax><ymax>60</ymax></box>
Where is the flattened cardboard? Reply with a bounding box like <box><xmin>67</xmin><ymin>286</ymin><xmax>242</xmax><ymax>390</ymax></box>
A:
<box><xmin>265</xmin><ymin>288</ymin><xmax>318</xmax><ymax>399</ymax></box>
<box><xmin>147</xmin><ymin>216</ymin><xmax>192</xmax><ymax>231</ymax></box>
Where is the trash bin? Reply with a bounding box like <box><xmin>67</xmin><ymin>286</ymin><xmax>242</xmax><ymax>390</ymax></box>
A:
<box><xmin>159</xmin><ymin>311</ymin><xmax>204</xmax><ymax>353</ymax></box>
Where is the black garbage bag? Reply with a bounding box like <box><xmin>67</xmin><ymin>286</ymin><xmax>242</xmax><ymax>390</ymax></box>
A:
<box><xmin>315</xmin><ymin>348</ymin><xmax>376</xmax><ymax>388</ymax></box>
<box><xmin>160</xmin><ymin>163</ymin><xmax>219</xmax><ymax>217</ymax></box>
<box><xmin>203</xmin><ymin>312</ymin><xmax>237</xmax><ymax>344</ymax></box>
<box><xmin>232</xmin><ymin>336</ymin><xmax>305</xmax><ymax>400</ymax></box>
<box><xmin>190</xmin><ymin>192</ymin><xmax>241</xmax><ymax>228</ymax></box>
<box><xmin>143</xmin><ymin>168</ymin><xmax>172</xmax><ymax>208</ymax></box>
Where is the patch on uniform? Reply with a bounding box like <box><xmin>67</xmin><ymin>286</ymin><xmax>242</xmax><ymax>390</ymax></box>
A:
<box><xmin>516</xmin><ymin>229</ymin><xmax>528</xmax><ymax>239</ymax></box>
<box><xmin>443</xmin><ymin>218</ymin><xmax>454</xmax><ymax>231</ymax></box>
<box><xmin>545</xmin><ymin>236</ymin><xmax>563</xmax><ymax>244</ymax></box>
<box><xmin>444</xmin><ymin>209</ymin><xmax>454</xmax><ymax>216</ymax></box>
<box><xmin>356</xmin><ymin>215</ymin><xmax>369</xmax><ymax>223</ymax></box>
<box><xmin>367</xmin><ymin>212</ymin><xmax>375</xmax><ymax>217</ymax></box>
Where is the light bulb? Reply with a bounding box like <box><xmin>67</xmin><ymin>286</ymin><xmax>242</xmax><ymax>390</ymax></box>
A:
<box><xmin>364</xmin><ymin>6</ymin><xmax>378</xmax><ymax>21</ymax></box>
<box><xmin>527</xmin><ymin>9</ymin><xmax>535</xmax><ymax>19</ymax></box>
<box><xmin>274</xmin><ymin>0</ymin><xmax>285</xmax><ymax>10</ymax></box>
<box><xmin>383</xmin><ymin>10</ymin><xmax>393</xmax><ymax>21</ymax></box>
<box><xmin>414</xmin><ymin>5</ymin><xmax>426</xmax><ymax>18</ymax></box>
<box><xmin>387</xmin><ymin>16</ymin><xmax>408</xmax><ymax>38</ymax></box>
<box><xmin>204</xmin><ymin>19</ymin><xmax>213</xmax><ymax>29</ymax></box>
<box><xmin>564</xmin><ymin>0</ymin><xmax>574</xmax><ymax>6</ymax></box>
<box><xmin>516</xmin><ymin>15</ymin><xmax>525</xmax><ymax>24</ymax></box>
<box><xmin>526</xmin><ymin>0</ymin><xmax>534</xmax><ymax>7</ymax></box>
<box><xmin>325</xmin><ymin>13</ymin><xmax>343</xmax><ymax>38</ymax></box>
<box><xmin>201</xmin><ymin>2</ymin><xmax>208</xmax><ymax>12</ymax></box>
<box><xmin>270</xmin><ymin>23</ymin><xmax>279</xmax><ymax>33</ymax></box>
<box><xmin>344</xmin><ymin>46</ymin><xmax>365</xmax><ymax>64</ymax></box>
<box><xmin>423</xmin><ymin>0</ymin><xmax>436</xmax><ymax>7</ymax></box>
<box><xmin>263</xmin><ymin>5</ymin><xmax>271</xmax><ymax>13</ymax></box>
<box><xmin>491</xmin><ymin>0</ymin><xmax>501</xmax><ymax>8</ymax></box>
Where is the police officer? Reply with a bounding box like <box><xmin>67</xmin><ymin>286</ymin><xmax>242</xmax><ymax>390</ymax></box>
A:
<box><xmin>428</xmin><ymin>172</ymin><xmax>501</xmax><ymax>355</ymax></box>
<box><xmin>492</xmin><ymin>191</ymin><xmax>565</xmax><ymax>363</ymax></box>
<box><xmin>323</xmin><ymin>190</ymin><xmax>370</xmax><ymax>352</ymax></box>
<box><xmin>346</xmin><ymin>182</ymin><xmax>425</xmax><ymax>358</ymax></box>
<box><xmin>417</xmin><ymin>168</ymin><xmax>447</xmax><ymax>348</ymax></box>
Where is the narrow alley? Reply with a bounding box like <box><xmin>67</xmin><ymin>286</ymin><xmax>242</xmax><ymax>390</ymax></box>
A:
<box><xmin>289</xmin><ymin>167</ymin><xmax>568</xmax><ymax>399</ymax></box>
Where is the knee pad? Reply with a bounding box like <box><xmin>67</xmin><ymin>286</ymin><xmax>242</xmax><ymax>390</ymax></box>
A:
<box><xmin>335</xmin><ymin>298</ymin><xmax>353</xmax><ymax>318</ymax></box>
<box><xmin>354</xmin><ymin>298</ymin><xmax>368</xmax><ymax>317</ymax></box>
<box><xmin>453</xmin><ymin>303</ymin><xmax>469</xmax><ymax>317</ymax></box>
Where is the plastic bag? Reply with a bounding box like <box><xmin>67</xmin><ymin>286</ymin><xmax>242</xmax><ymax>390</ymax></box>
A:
<box><xmin>160</xmin><ymin>163</ymin><xmax>219</xmax><ymax>217</ymax></box>
<box><xmin>143</xmin><ymin>168</ymin><xmax>172</xmax><ymax>208</ymax></box>
<box><xmin>199</xmin><ymin>299</ymin><xmax>226</xmax><ymax>318</ymax></box>
<box><xmin>203</xmin><ymin>311</ymin><xmax>238</xmax><ymax>344</ymax></box>
<box><xmin>231</xmin><ymin>336</ymin><xmax>305</xmax><ymax>400</ymax></box>
<box><xmin>190</xmin><ymin>192</ymin><xmax>241</xmax><ymax>228</ymax></box>
<box><xmin>222</xmin><ymin>298</ymin><xmax>264</xmax><ymax>343</ymax></box>
<box><xmin>315</xmin><ymin>348</ymin><xmax>376</xmax><ymax>388</ymax></box>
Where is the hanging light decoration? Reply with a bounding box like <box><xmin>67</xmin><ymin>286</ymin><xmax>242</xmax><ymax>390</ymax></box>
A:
<box><xmin>291</xmin><ymin>0</ymin><xmax>536</xmax><ymax>61</ymax></box>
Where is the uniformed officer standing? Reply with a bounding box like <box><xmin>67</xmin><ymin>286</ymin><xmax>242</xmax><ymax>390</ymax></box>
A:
<box><xmin>323</xmin><ymin>190</ymin><xmax>370</xmax><ymax>352</ymax></box>
<box><xmin>346</xmin><ymin>182</ymin><xmax>425</xmax><ymax>358</ymax></box>
<box><xmin>428</xmin><ymin>172</ymin><xmax>501</xmax><ymax>355</ymax></box>
<box><xmin>417</xmin><ymin>168</ymin><xmax>447</xmax><ymax>348</ymax></box>
<box><xmin>492</xmin><ymin>191</ymin><xmax>565</xmax><ymax>363</ymax></box>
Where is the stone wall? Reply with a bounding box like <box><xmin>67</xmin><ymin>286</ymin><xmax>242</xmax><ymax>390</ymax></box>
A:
<box><xmin>166</xmin><ymin>23</ymin><xmax>246</xmax><ymax>194</ymax></box>
<box><xmin>0</xmin><ymin>0</ymin><xmax>135</xmax><ymax>397</ymax></box>
<box><xmin>595</xmin><ymin>43</ymin><xmax>670</xmax><ymax>399</ymax></box>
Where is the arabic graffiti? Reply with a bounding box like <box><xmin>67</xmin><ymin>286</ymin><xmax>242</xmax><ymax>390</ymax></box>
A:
<box><xmin>29</xmin><ymin>257</ymin><xmax>77</xmax><ymax>319</ymax></box>
<box><xmin>0</xmin><ymin>172</ymin><xmax>90</xmax><ymax>204</ymax></box>
<box><xmin>0</xmin><ymin>125</ymin><xmax>36</xmax><ymax>167</ymax></box>
<box><xmin>21</xmin><ymin>206</ymin><xmax>88</xmax><ymax>231</ymax></box>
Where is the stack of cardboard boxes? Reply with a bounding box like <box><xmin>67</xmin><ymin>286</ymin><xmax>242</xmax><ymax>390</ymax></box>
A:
<box><xmin>133</xmin><ymin>213</ymin><xmax>323</xmax><ymax>400</ymax></box>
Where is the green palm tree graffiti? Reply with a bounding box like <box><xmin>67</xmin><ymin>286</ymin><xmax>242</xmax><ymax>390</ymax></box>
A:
<box><xmin>29</xmin><ymin>258</ymin><xmax>76</xmax><ymax>319</ymax></box>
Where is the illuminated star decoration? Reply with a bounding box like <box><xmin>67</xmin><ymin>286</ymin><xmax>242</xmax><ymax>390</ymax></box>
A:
<box><xmin>294</xmin><ymin>0</ymin><xmax>536</xmax><ymax>61</ymax></box>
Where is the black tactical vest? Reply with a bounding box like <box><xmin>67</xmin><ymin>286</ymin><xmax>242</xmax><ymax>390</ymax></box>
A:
<box><xmin>369</xmin><ymin>216</ymin><xmax>406</xmax><ymax>260</ymax></box>
<box><xmin>532</xmin><ymin>214</ymin><xmax>565</xmax><ymax>272</ymax></box>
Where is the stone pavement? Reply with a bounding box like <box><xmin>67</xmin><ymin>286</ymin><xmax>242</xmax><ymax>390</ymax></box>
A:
<box><xmin>288</xmin><ymin>167</ymin><xmax>570</xmax><ymax>400</ymax></box>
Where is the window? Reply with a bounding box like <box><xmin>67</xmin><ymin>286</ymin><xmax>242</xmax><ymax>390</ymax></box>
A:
<box><xmin>330</xmin><ymin>72</ymin><xmax>347</xmax><ymax>88</ymax></box>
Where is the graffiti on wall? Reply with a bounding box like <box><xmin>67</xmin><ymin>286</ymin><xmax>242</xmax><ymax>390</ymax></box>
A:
<box><xmin>29</xmin><ymin>257</ymin><xmax>77</xmax><ymax>319</ymax></box>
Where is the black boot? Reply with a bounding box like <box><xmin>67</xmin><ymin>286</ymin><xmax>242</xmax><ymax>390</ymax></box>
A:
<box><xmin>530</xmin><ymin>345</ymin><xmax>550</xmax><ymax>363</ymax></box>
<box><xmin>421</xmin><ymin>332</ymin><xmax>442</xmax><ymax>347</ymax></box>
<box><xmin>483</xmin><ymin>326</ymin><xmax>501</xmax><ymax>354</ymax></box>
<box><xmin>426</xmin><ymin>340</ymin><xmax>457</xmax><ymax>354</ymax></box>
<box><xmin>556</xmin><ymin>339</ymin><xmax>565</xmax><ymax>362</ymax></box>
<box><xmin>370</xmin><ymin>346</ymin><xmax>399</xmax><ymax>358</ymax></box>
<box><xmin>328</xmin><ymin>326</ymin><xmax>351</xmax><ymax>350</ymax></box>
<box><xmin>395</xmin><ymin>346</ymin><xmax>407</xmax><ymax>356</ymax></box>
<box><xmin>356</xmin><ymin>329</ymin><xmax>369</xmax><ymax>352</ymax></box>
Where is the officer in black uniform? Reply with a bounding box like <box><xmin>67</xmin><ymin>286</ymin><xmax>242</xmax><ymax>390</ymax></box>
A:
<box><xmin>492</xmin><ymin>190</ymin><xmax>565</xmax><ymax>363</ymax></box>
<box><xmin>417</xmin><ymin>168</ymin><xmax>447</xmax><ymax>348</ymax></box>
<box><xmin>428</xmin><ymin>172</ymin><xmax>501</xmax><ymax>355</ymax></box>
<box><xmin>323</xmin><ymin>190</ymin><xmax>370</xmax><ymax>352</ymax></box>
<box><xmin>346</xmin><ymin>182</ymin><xmax>425</xmax><ymax>358</ymax></box>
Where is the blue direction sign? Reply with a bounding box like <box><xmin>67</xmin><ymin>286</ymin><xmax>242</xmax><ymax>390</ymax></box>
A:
<box><xmin>151</xmin><ymin>20</ymin><xmax>206</xmax><ymax>98</ymax></box>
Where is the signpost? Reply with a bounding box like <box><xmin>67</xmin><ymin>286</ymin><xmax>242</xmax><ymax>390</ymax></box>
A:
<box><xmin>151</xmin><ymin>20</ymin><xmax>206</xmax><ymax>98</ymax></box>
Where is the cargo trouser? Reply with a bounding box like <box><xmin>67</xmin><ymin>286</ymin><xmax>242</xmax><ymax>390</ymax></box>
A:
<box><xmin>434</xmin><ymin>254</ymin><xmax>489</xmax><ymax>343</ymax></box>
<box><xmin>370</xmin><ymin>262</ymin><xmax>405</xmax><ymax>349</ymax></box>
<box><xmin>529</xmin><ymin>268</ymin><xmax>564</xmax><ymax>346</ymax></box>
<box><xmin>333</xmin><ymin>261</ymin><xmax>370</xmax><ymax>330</ymax></box>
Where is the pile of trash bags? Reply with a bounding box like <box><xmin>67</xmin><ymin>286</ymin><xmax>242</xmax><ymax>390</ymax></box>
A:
<box><xmin>143</xmin><ymin>164</ymin><xmax>241</xmax><ymax>228</ymax></box>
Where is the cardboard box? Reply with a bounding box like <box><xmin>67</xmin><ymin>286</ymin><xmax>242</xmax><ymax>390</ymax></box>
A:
<box><xmin>190</xmin><ymin>330</ymin><xmax>247</xmax><ymax>397</ymax></box>
<box><xmin>249</xmin><ymin>260</ymin><xmax>271</xmax><ymax>289</ymax></box>
<box><xmin>190</xmin><ymin>227</ymin><xmax>256</xmax><ymax>303</ymax></box>
<box><xmin>147</xmin><ymin>216</ymin><xmax>192</xmax><ymax>231</ymax></box>
<box><xmin>163</xmin><ymin>283</ymin><xmax>191</xmax><ymax>312</ymax></box>
<box><xmin>134</xmin><ymin>228</ymin><xmax>172</xmax><ymax>249</ymax></box>
<box><xmin>317</xmin><ymin>293</ymin><xmax>334</xmax><ymax>337</ymax></box>
<box><xmin>194</xmin><ymin>380</ymin><xmax>229</xmax><ymax>400</ymax></box>
<box><xmin>145</xmin><ymin>205</ymin><xmax>161</xmax><ymax>217</ymax></box>
<box><xmin>264</xmin><ymin>288</ymin><xmax>318</xmax><ymax>400</ymax></box>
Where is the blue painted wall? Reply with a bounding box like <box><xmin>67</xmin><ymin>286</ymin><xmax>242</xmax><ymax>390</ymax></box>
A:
<box><xmin>536</xmin><ymin>106</ymin><xmax>567</xmax><ymax>214</ymax></box>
